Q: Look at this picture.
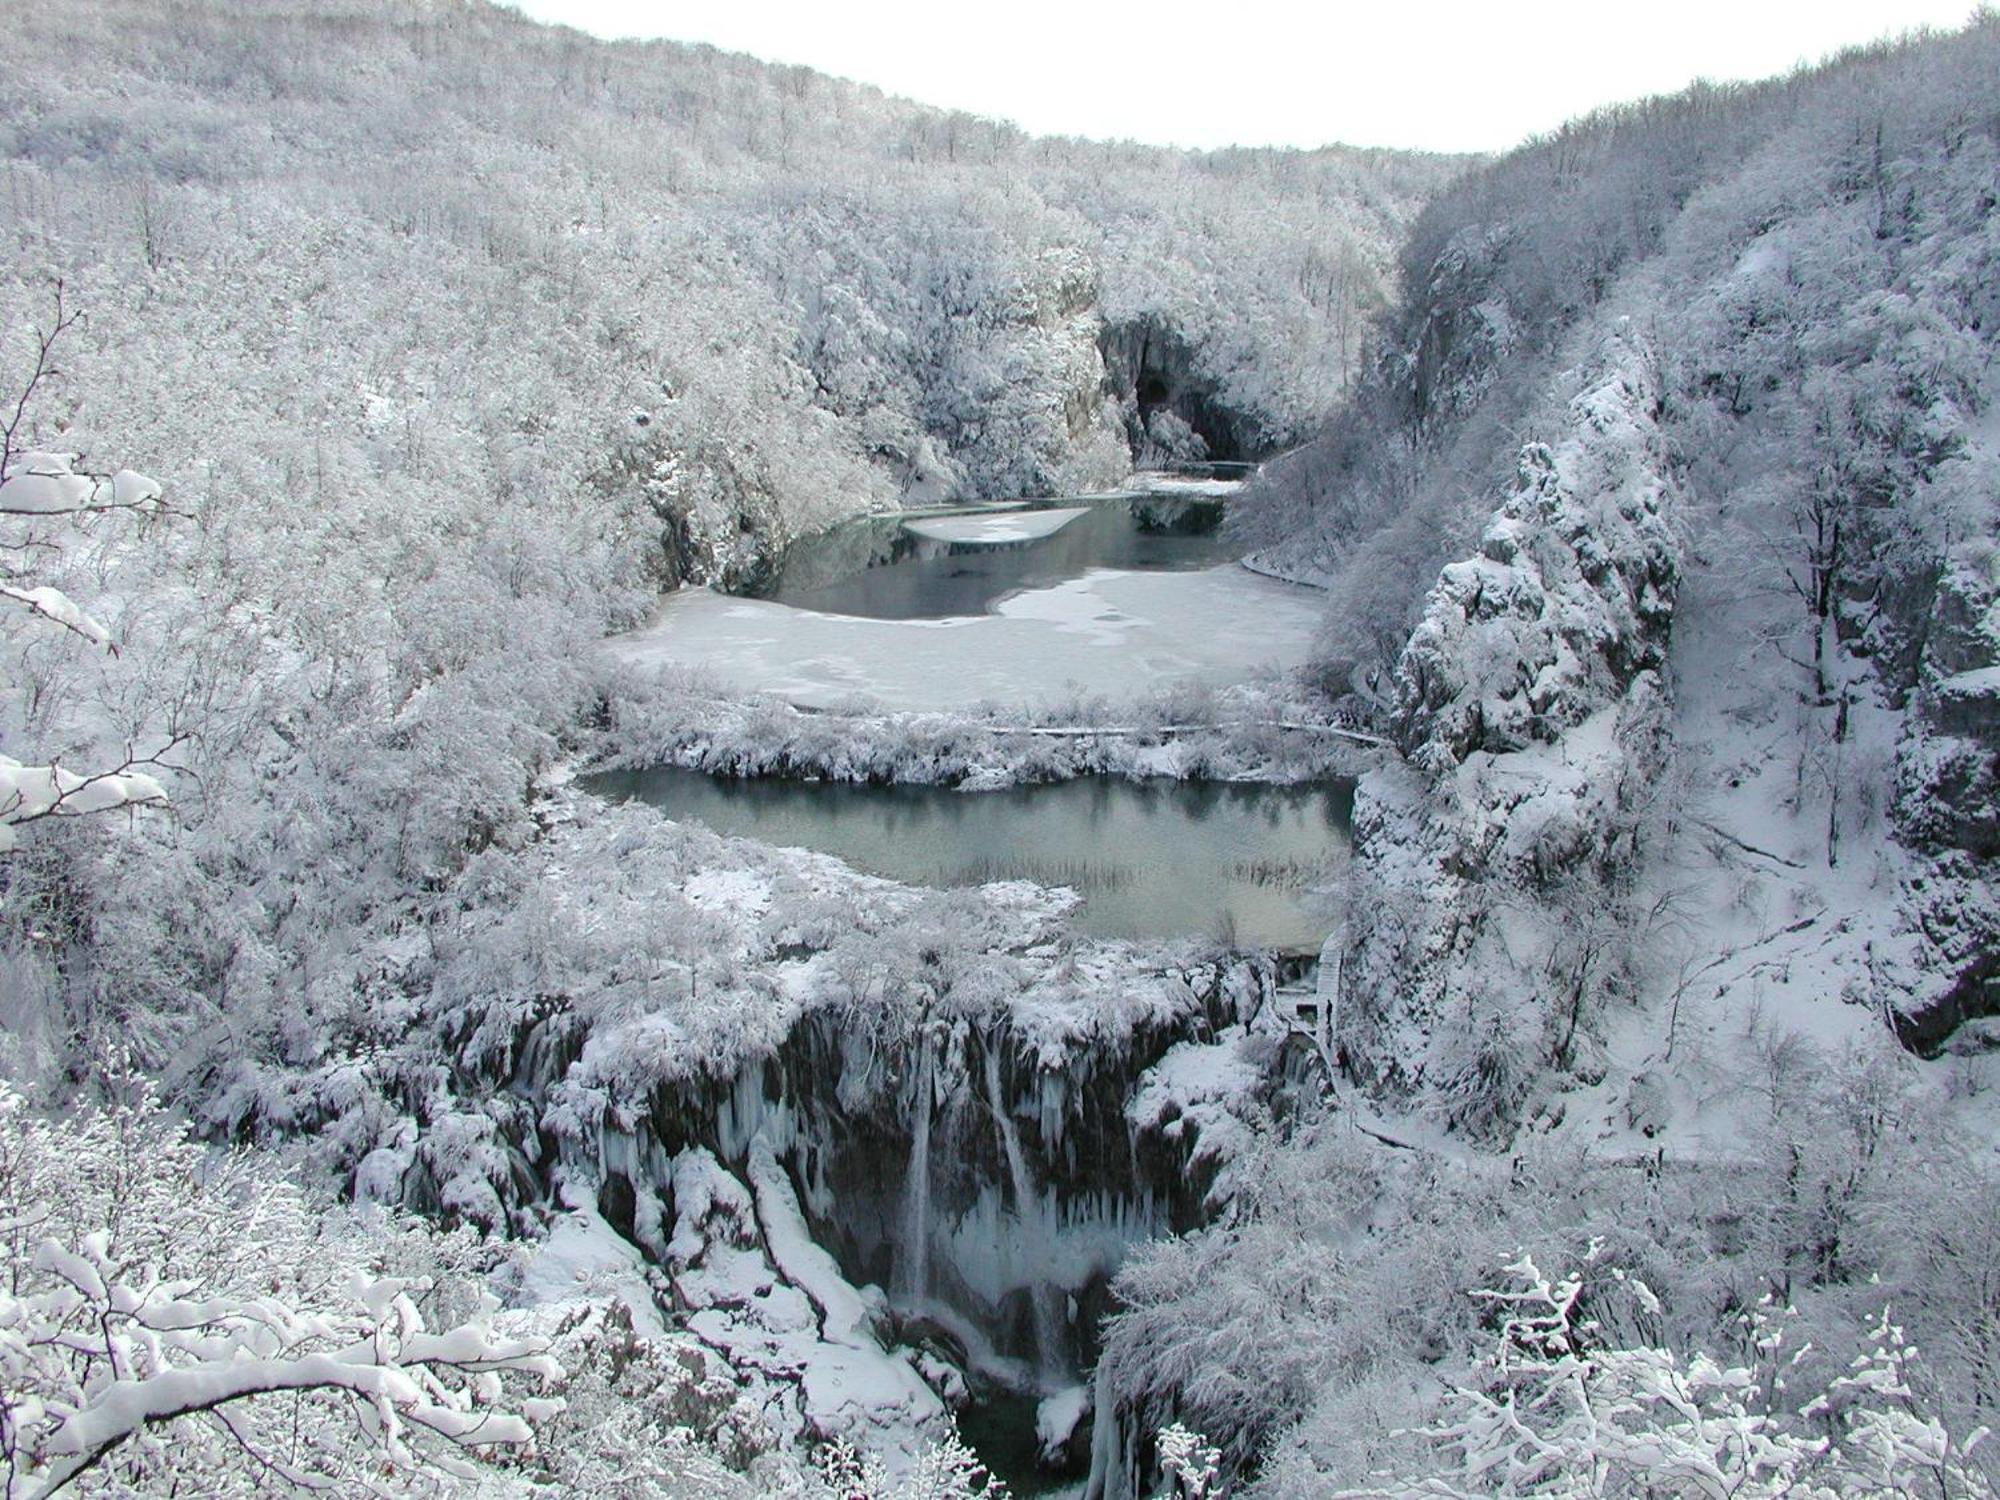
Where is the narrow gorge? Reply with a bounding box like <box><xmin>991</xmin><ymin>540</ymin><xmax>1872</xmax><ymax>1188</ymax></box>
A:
<box><xmin>2</xmin><ymin>6</ymin><xmax>1998</xmax><ymax>1500</ymax></box>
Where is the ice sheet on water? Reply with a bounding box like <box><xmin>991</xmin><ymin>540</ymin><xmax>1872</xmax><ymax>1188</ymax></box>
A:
<box><xmin>607</xmin><ymin>565</ymin><xmax>1326</xmax><ymax>712</ymax></box>
<box><xmin>900</xmin><ymin>507</ymin><xmax>1090</xmax><ymax>545</ymax></box>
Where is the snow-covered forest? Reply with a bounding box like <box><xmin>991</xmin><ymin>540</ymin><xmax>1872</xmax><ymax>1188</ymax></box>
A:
<box><xmin>2</xmin><ymin>0</ymin><xmax>1998</xmax><ymax>1495</ymax></box>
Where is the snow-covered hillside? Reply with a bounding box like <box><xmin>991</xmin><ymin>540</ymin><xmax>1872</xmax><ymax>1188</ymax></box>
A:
<box><xmin>1</xmin><ymin>0</ymin><xmax>1449</xmax><ymax>579</ymax></box>
<box><xmin>1235</xmin><ymin>15</ymin><xmax>2000</xmax><ymax>1108</ymax></box>
<box><xmin>0</xmin><ymin>0</ymin><xmax>1442</xmax><ymax>1177</ymax></box>
<box><xmin>1096</xmin><ymin>18</ymin><xmax>2000</xmax><ymax>1497</ymax></box>
<box><xmin>0</xmin><ymin>3</ymin><xmax>1444</xmax><ymax>1492</ymax></box>
<box><xmin>5</xmin><ymin>5</ymin><xmax>2000</xmax><ymax>1498</ymax></box>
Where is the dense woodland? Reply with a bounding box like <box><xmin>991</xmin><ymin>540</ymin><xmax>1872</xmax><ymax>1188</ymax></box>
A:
<box><xmin>0</xmin><ymin>0</ymin><xmax>1437</xmax><ymax>1142</ymax></box>
<box><xmin>2</xmin><ymin>2</ymin><xmax>1998</xmax><ymax>1496</ymax></box>
<box><xmin>1160</xmin><ymin>15</ymin><xmax>2000</xmax><ymax>1495</ymax></box>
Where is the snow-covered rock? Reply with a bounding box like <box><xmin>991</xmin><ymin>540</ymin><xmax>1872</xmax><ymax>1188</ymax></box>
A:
<box><xmin>1336</xmin><ymin>333</ymin><xmax>1681</xmax><ymax>1134</ymax></box>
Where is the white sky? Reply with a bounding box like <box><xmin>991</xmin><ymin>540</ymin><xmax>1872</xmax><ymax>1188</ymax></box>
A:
<box><xmin>503</xmin><ymin>1</ymin><xmax>1978</xmax><ymax>153</ymax></box>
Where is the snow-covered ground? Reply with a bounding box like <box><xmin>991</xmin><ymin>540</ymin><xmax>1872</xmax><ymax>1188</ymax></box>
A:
<box><xmin>1541</xmin><ymin>538</ymin><xmax>1944</xmax><ymax>1165</ymax></box>
<box><xmin>607</xmin><ymin>565</ymin><xmax>1327</xmax><ymax>712</ymax></box>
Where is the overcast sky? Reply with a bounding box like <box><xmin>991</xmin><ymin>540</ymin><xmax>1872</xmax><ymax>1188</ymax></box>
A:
<box><xmin>504</xmin><ymin>1</ymin><xmax>1978</xmax><ymax>153</ymax></box>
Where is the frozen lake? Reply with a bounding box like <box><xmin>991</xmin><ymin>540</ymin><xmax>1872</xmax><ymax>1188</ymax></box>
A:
<box><xmin>601</xmin><ymin>475</ymin><xmax>1347</xmax><ymax>948</ymax></box>
<box><xmin>610</xmin><ymin>565</ymin><xmax>1326</xmax><ymax>712</ymax></box>
<box><xmin>762</xmin><ymin>490</ymin><xmax>1237</xmax><ymax>620</ymax></box>
<box><xmin>609</xmin><ymin>485</ymin><xmax>1326</xmax><ymax>713</ymax></box>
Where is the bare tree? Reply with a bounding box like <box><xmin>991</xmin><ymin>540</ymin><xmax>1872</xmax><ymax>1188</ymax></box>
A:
<box><xmin>0</xmin><ymin>285</ymin><xmax>177</xmax><ymax>851</ymax></box>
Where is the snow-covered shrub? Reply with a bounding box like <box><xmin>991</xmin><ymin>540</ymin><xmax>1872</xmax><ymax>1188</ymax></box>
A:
<box><xmin>0</xmin><ymin>1078</ymin><xmax>562</xmax><ymax>1496</ymax></box>
<box><xmin>1156</xmin><ymin>1422</ymin><xmax>1224</xmax><ymax>1497</ymax></box>
<box><xmin>0</xmin><ymin>292</ymin><xmax>173</xmax><ymax>857</ymax></box>
<box><xmin>815</xmin><ymin>1433</ymin><xmax>1009</xmax><ymax>1498</ymax></box>
<box><xmin>497</xmin><ymin>1294</ymin><xmax>806</xmax><ymax>1499</ymax></box>
<box><xmin>1359</xmin><ymin>1248</ymin><xmax>1994</xmax><ymax>1499</ymax></box>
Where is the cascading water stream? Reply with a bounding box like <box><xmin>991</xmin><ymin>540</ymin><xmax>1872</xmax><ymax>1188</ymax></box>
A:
<box><xmin>983</xmin><ymin>1043</ymin><xmax>1065</xmax><ymax>1384</ymax></box>
<box><xmin>894</xmin><ymin>1036</ymin><xmax>934</xmax><ymax>1303</ymax></box>
<box><xmin>556</xmin><ymin>959</ymin><xmax>1275</xmax><ymax>1497</ymax></box>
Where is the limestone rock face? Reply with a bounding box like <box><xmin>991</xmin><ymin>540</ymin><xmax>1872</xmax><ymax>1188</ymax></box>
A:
<box><xmin>1336</xmin><ymin>333</ymin><xmax>1681</xmax><ymax>1136</ymax></box>
<box><xmin>1098</xmin><ymin>317</ymin><xmax>1265</xmax><ymax>466</ymax></box>
<box><xmin>1900</xmin><ymin>559</ymin><xmax>2000</xmax><ymax>859</ymax></box>
<box><xmin>1393</xmin><ymin>353</ymin><xmax>1677</xmax><ymax>773</ymax></box>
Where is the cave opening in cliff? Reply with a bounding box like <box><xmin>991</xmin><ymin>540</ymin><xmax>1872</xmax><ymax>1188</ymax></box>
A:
<box><xmin>1100</xmin><ymin>317</ymin><xmax>1260</xmax><ymax>466</ymax></box>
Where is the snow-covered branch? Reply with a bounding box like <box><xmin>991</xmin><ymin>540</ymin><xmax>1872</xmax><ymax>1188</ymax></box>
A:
<box><xmin>0</xmin><ymin>748</ymin><xmax>173</xmax><ymax>853</ymax></box>
<box><xmin>1353</xmin><ymin>1253</ymin><xmax>1996</xmax><ymax>1499</ymax></box>
<box><xmin>0</xmin><ymin>1086</ymin><xmax>563</xmax><ymax>1498</ymax></box>
<box><xmin>0</xmin><ymin>452</ymin><xmax>165</xmax><ymax>522</ymax></box>
<box><xmin>0</xmin><ymin>296</ymin><xmax>173</xmax><ymax>856</ymax></box>
<box><xmin>0</xmin><ymin>585</ymin><xmax>110</xmax><ymax>652</ymax></box>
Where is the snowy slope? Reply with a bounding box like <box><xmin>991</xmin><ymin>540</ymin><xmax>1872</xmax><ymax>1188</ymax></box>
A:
<box><xmin>1092</xmin><ymin>24</ymin><xmax>2000</xmax><ymax>1497</ymax></box>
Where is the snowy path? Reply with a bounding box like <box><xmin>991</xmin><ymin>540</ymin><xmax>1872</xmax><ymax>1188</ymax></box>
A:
<box><xmin>607</xmin><ymin>564</ymin><xmax>1327</xmax><ymax>712</ymax></box>
<box><xmin>1545</xmin><ymin>554</ymin><xmax>1917</xmax><ymax>1165</ymax></box>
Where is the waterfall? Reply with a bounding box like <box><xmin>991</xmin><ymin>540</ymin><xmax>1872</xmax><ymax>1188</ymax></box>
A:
<box><xmin>526</xmin><ymin>958</ymin><xmax>1269</xmax><ymax>1491</ymax></box>
<box><xmin>894</xmin><ymin>1035</ymin><xmax>934</xmax><ymax>1303</ymax></box>
<box><xmin>983</xmin><ymin>1042</ymin><xmax>1064</xmax><ymax>1383</ymax></box>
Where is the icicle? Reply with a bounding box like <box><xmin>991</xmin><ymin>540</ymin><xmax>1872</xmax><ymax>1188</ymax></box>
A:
<box><xmin>1084</xmin><ymin>1359</ymin><xmax>1121</xmax><ymax>1500</ymax></box>
<box><xmin>984</xmin><ymin>1040</ymin><xmax>1064</xmax><ymax>1383</ymax></box>
<box><xmin>1040</xmin><ymin>1067</ymin><xmax>1066</xmax><ymax>1153</ymax></box>
<box><xmin>894</xmin><ymin>1035</ymin><xmax>935</xmax><ymax>1303</ymax></box>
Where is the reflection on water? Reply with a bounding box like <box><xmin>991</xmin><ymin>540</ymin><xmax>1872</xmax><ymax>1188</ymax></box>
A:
<box><xmin>760</xmin><ymin>494</ymin><xmax>1230</xmax><ymax>620</ymax></box>
<box><xmin>587</xmin><ymin>767</ymin><xmax>1352</xmax><ymax>951</ymax></box>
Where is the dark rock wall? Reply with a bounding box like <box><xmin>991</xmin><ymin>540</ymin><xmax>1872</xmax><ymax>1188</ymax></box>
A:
<box><xmin>553</xmin><ymin>959</ymin><xmax>1272</xmax><ymax>1374</ymax></box>
<box><xmin>1099</xmin><ymin>318</ymin><xmax>1265</xmax><ymax>464</ymax></box>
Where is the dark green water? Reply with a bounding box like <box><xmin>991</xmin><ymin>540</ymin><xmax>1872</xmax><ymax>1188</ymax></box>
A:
<box><xmin>588</xmin><ymin>768</ymin><xmax>1351</xmax><ymax>951</ymax></box>
<box><xmin>953</xmin><ymin>1389</ymin><xmax>1086</xmax><ymax>1497</ymax></box>
<box><xmin>761</xmin><ymin>493</ymin><xmax>1233</xmax><ymax>620</ymax></box>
